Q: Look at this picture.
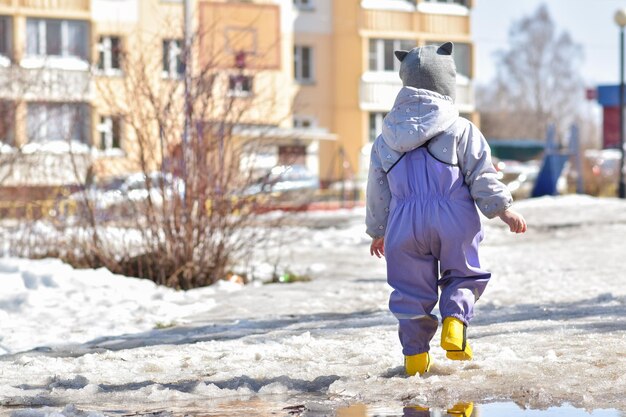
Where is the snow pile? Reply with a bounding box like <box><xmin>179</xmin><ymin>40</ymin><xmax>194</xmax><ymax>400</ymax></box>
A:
<box><xmin>0</xmin><ymin>258</ymin><xmax>242</xmax><ymax>355</ymax></box>
<box><xmin>0</xmin><ymin>195</ymin><xmax>625</xmax><ymax>414</ymax></box>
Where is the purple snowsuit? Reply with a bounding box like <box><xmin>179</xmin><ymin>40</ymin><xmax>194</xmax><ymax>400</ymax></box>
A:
<box><xmin>366</xmin><ymin>88</ymin><xmax>512</xmax><ymax>356</ymax></box>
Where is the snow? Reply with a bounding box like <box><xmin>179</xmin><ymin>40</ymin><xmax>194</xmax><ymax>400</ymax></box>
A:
<box><xmin>19</xmin><ymin>57</ymin><xmax>90</xmax><ymax>72</ymax></box>
<box><xmin>0</xmin><ymin>258</ymin><xmax>241</xmax><ymax>355</ymax></box>
<box><xmin>21</xmin><ymin>141</ymin><xmax>93</xmax><ymax>155</ymax></box>
<box><xmin>0</xmin><ymin>195</ymin><xmax>625</xmax><ymax>415</ymax></box>
<box><xmin>0</xmin><ymin>143</ymin><xmax>15</xmax><ymax>154</ymax></box>
<box><xmin>360</xmin><ymin>0</ymin><xmax>415</xmax><ymax>13</ymax></box>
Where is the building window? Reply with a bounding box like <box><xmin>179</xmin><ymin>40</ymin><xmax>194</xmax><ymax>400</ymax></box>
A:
<box><xmin>162</xmin><ymin>39</ymin><xmax>184</xmax><ymax>78</ymax></box>
<box><xmin>369</xmin><ymin>112</ymin><xmax>387</xmax><ymax>142</ymax></box>
<box><xmin>0</xmin><ymin>16</ymin><xmax>12</xmax><ymax>60</ymax></box>
<box><xmin>293</xmin><ymin>0</ymin><xmax>314</xmax><ymax>10</ymax></box>
<box><xmin>0</xmin><ymin>101</ymin><xmax>15</xmax><ymax>145</ymax></box>
<box><xmin>27</xmin><ymin>103</ymin><xmax>90</xmax><ymax>143</ymax></box>
<box><xmin>228</xmin><ymin>74</ymin><xmax>253</xmax><ymax>97</ymax></box>
<box><xmin>369</xmin><ymin>39</ymin><xmax>415</xmax><ymax>72</ymax></box>
<box><xmin>98</xmin><ymin>116</ymin><xmax>122</xmax><ymax>151</ymax></box>
<box><xmin>278</xmin><ymin>145</ymin><xmax>307</xmax><ymax>166</ymax></box>
<box><xmin>427</xmin><ymin>41</ymin><xmax>471</xmax><ymax>78</ymax></box>
<box><xmin>452</xmin><ymin>42</ymin><xmax>471</xmax><ymax>79</ymax></box>
<box><xmin>294</xmin><ymin>115</ymin><xmax>316</xmax><ymax>129</ymax></box>
<box><xmin>26</xmin><ymin>19</ymin><xmax>89</xmax><ymax>61</ymax></box>
<box><xmin>294</xmin><ymin>45</ymin><xmax>314</xmax><ymax>83</ymax></box>
<box><xmin>424</xmin><ymin>0</ymin><xmax>468</xmax><ymax>5</ymax></box>
<box><xmin>97</xmin><ymin>36</ymin><xmax>122</xmax><ymax>73</ymax></box>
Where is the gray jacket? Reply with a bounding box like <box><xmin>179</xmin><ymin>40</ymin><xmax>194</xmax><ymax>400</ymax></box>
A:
<box><xmin>366</xmin><ymin>87</ymin><xmax>512</xmax><ymax>238</ymax></box>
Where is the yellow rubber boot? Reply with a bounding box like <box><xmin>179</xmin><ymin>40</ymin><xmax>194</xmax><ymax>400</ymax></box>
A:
<box><xmin>404</xmin><ymin>352</ymin><xmax>431</xmax><ymax>376</ymax></box>
<box><xmin>447</xmin><ymin>402</ymin><xmax>474</xmax><ymax>417</ymax></box>
<box><xmin>440</xmin><ymin>317</ymin><xmax>473</xmax><ymax>360</ymax></box>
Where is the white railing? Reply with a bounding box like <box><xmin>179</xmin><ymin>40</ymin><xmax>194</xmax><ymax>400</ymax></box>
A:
<box><xmin>455</xmin><ymin>81</ymin><xmax>475</xmax><ymax>113</ymax></box>
<box><xmin>359</xmin><ymin>74</ymin><xmax>475</xmax><ymax>112</ymax></box>
<box><xmin>0</xmin><ymin>66</ymin><xmax>91</xmax><ymax>101</ymax></box>
<box><xmin>359</xmin><ymin>77</ymin><xmax>402</xmax><ymax>111</ymax></box>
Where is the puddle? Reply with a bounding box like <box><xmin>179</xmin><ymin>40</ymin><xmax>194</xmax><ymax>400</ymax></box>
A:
<box><xmin>337</xmin><ymin>402</ymin><xmax>622</xmax><ymax>417</ymax></box>
<box><xmin>3</xmin><ymin>400</ymin><xmax>621</xmax><ymax>417</ymax></box>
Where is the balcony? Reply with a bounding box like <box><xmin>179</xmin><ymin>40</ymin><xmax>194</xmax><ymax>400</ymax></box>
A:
<box><xmin>359</xmin><ymin>72</ymin><xmax>474</xmax><ymax>113</ymax></box>
<box><xmin>360</xmin><ymin>9</ymin><xmax>414</xmax><ymax>33</ymax></box>
<box><xmin>0</xmin><ymin>65</ymin><xmax>91</xmax><ymax>102</ymax></box>
<box><xmin>359</xmin><ymin>8</ymin><xmax>470</xmax><ymax>37</ymax></box>
<box><xmin>455</xmin><ymin>80</ymin><xmax>474</xmax><ymax>114</ymax></box>
<box><xmin>421</xmin><ymin>12</ymin><xmax>469</xmax><ymax>35</ymax></box>
<box><xmin>359</xmin><ymin>73</ymin><xmax>402</xmax><ymax>111</ymax></box>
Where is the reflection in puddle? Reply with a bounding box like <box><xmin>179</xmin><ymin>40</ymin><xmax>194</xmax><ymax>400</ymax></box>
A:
<box><xmin>337</xmin><ymin>402</ymin><xmax>473</xmax><ymax>417</ymax></box>
<box><xmin>337</xmin><ymin>402</ymin><xmax>621</xmax><ymax>417</ymax></box>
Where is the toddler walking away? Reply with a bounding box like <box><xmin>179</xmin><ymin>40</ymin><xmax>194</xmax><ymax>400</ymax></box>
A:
<box><xmin>365</xmin><ymin>42</ymin><xmax>527</xmax><ymax>377</ymax></box>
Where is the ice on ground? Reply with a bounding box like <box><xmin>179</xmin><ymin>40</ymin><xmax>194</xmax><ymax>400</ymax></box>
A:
<box><xmin>0</xmin><ymin>195</ymin><xmax>625</xmax><ymax>414</ymax></box>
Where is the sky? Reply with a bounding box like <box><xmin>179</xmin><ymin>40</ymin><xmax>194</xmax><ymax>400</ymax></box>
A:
<box><xmin>471</xmin><ymin>0</ymin><xmax>626</xmax><ymax>87</ymax></box>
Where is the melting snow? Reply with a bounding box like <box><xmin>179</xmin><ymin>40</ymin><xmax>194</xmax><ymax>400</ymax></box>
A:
<box><xmin>0</xmin><ymin>195</ymin><xmax>625</xmax><ymax>414</ymax></box>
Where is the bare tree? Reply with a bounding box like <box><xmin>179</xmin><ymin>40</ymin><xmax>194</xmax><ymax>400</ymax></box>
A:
<box><xmin>57</xmin><ymin>26</ymin><xmax>305</xmax><ymax>289</ymax></box>
<box><xmin>0</xmin><ymin>12</ymin><xmax>319</xmax><ymax>288</ymax></box>
<box><xmin>476</xmin><ymin>3</ymin><xmax>587</xmax><ymax>143</ymax></box>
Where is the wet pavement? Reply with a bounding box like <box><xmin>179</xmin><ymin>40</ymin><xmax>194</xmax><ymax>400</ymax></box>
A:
<box><xmin>3</xmin><ymin>399</ymin><xmax>621</xmax><ymax>417</ymax></box>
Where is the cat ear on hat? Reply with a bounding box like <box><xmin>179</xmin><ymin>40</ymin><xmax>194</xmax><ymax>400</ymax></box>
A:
<box><xmin>394</xmin><ymin>50</ymin><xmax>409</xmax><ymax>62</ymax></box>
<box><xmin>437</xmin><ymin>42</ymin><xmax>454</xmax><ymax>55</ymax></box>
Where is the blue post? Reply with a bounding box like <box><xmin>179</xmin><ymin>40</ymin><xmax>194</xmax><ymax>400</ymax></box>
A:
<box><xmin>531</xmin><ymin>124</ymin><xmax>569</xmax><ymax>198</ymax></box>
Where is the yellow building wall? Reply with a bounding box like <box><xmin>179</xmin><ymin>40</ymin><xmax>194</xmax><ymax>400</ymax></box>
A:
<box><xmin>293</xmin><ymin>31</ymin><xmax>334</xmax><ymax>179</ymax></box>
<box><xmin>195</xmin><ymin>1</ymin><xmax>293</xmax><ymax>128</ymax></box>
<box><xmin>293</xmin><ymin>33</ymin><xmax>333</xmax><ymax>124</ymax></box>
<box><xmin>90</xmin><ymin>0</ymin><xmax>184</xmax><ymax>177</ymax></box>
<box><xmin>198</xmin><ymin>2</ymin><xmax>281</xmax><ymax>70</ymax></box>
<box><xmin>320</xmin><ymin>0</ymin><xmax>362</xmax><ymax>184</ymax></box>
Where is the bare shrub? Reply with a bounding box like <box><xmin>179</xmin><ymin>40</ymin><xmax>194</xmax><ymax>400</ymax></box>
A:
<box><xmin>0</xmin><ymin>14</ymin><xmax>323</xmax><ymax>288</ymax></box>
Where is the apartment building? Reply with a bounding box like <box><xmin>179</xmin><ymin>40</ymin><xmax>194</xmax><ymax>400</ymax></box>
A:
<box><xmin>0</xmin><ymin>0</ymin><xmax>474</xmax><ymax>193</ymax></box>
<box><xmin>0</xmin><ymin>1</ymin><xmax>93</xmax><ymax>150</ymax></box>
<box><xmin>0</xmin><ymin>0</ymin><xmax>156</xmax><ymax>187</ymax></box>
<box><xmin>294</xmin><ymin>0</ymin><xmax>475</xmax><ymax>184</ymax></box>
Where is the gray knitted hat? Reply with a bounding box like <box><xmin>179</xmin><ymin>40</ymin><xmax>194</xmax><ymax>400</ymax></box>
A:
<box><xmin>394</xmin><ymin>42</ymin><xmax>456</xmax><ymax>102</ymax></box>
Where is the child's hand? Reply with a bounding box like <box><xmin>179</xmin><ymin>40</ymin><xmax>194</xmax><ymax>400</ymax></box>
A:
<box><xmin>370</xmin><ymin>237</ymin><xmax>385</xmax><ymax>258</ymax></box>
<box><xmin>498</xmin><ymin>208</ymin><xmax>527</xmax><ymax>233</ymax></box>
